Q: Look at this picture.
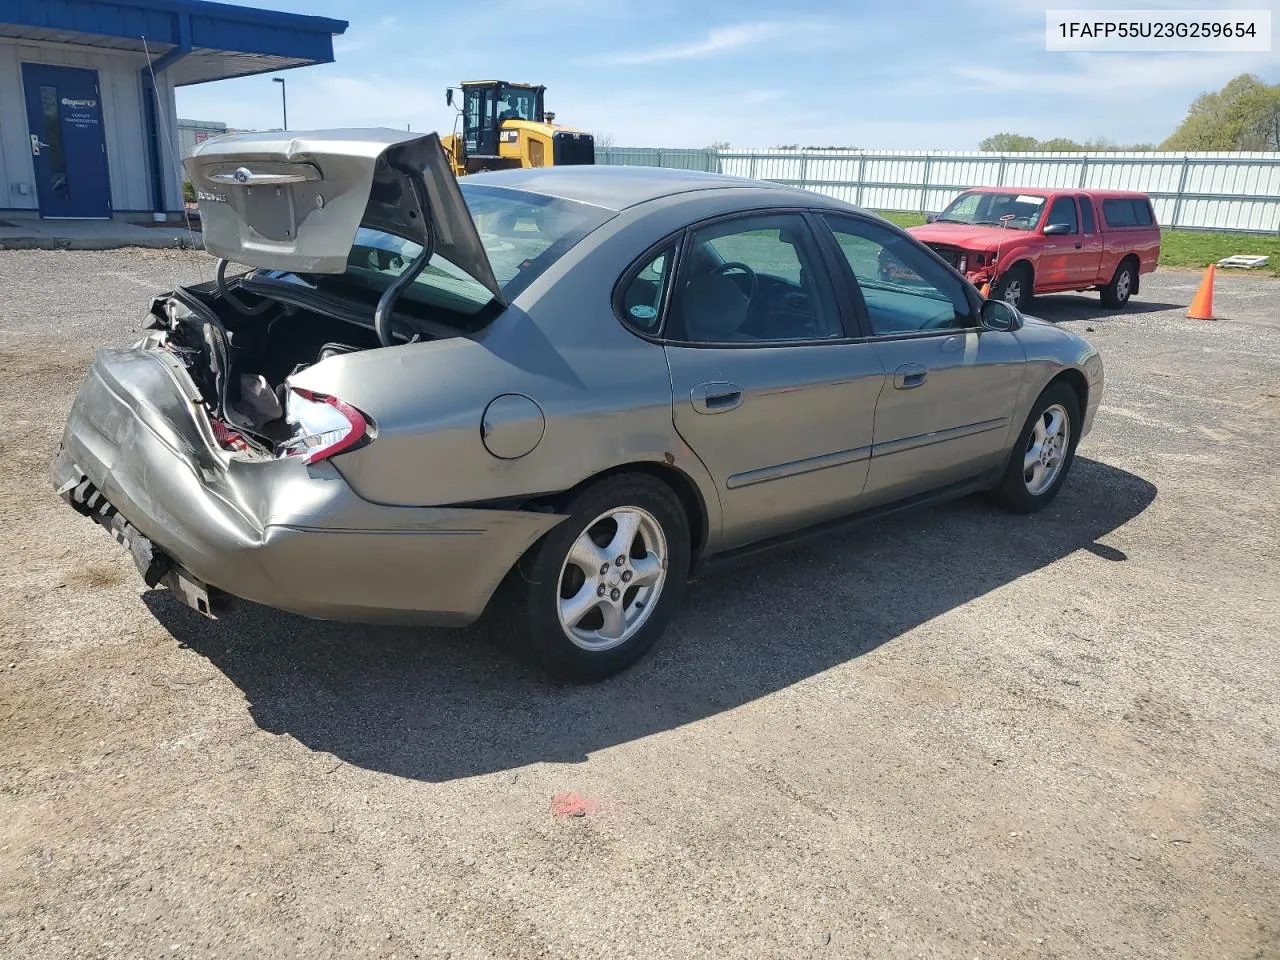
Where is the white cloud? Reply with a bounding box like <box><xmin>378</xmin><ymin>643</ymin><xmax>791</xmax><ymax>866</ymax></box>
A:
<box><xmin>954</xmin><ymin>50</ymin><xmax>1278</xmax><ymax>98</ymax></box>
<box><xmin>985</xmin><ymin>0</ymin><xmax>1239</xmax><ymax>17</ymax></box>
<box><xmin>589</xmin><ymin>20</ymin><xmax>816</xmax><ymax>66</ymax></box>
<box><xmin>332</xmin><ymin>15</ymin><xmax>398</xmax><ymax>55</ymax></box>
<box><xmin>177</xmin><ymin>70</ymin><xmax>455</xmax><ymax>135</ymax></box>
<box><xmin>540</xmin><ymin>79</ymin><xmax>1030</xmax><ymax>150</ymax></box>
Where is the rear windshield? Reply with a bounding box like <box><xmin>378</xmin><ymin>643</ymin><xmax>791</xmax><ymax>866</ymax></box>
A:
<box><xmin>309</xmin><ymin>184</ymin><xmax>612</xmax><ymax>318</ymax></box>
<box><xmin>1102</xmin><ymin>198</ymin><xmax>1154</xmax><ymax>228</ymax></box>
<box><xmin>462</xmin><ymin>184</ymin><xmax>613</xmax><ymax>298</ymax></box>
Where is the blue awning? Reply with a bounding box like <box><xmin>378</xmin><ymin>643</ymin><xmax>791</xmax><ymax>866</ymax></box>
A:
<box><xmin>0</xmin><ymin>0</ymin><xmax>348</xmax><ymax>85</ymax></box>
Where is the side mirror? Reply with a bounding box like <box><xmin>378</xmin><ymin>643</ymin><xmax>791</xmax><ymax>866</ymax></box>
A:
<box><xmin>445</xmin><ymin>88</ymin><xmax>453</xmax><ymax>107</ymax></box>
<box><xmin>980</xmin><ymin>297</ymin><xmax>1022</xmax><ymax>332</ymax></box>
<box><xmin>925</xmin><ymin>213</ymin><xmax>938</xmax><ymax>223</ymax></box>
<box><xmin>1043</xmin><ymin>222</ymin><xmax>1071</xmax><ymax>236</ymax></box>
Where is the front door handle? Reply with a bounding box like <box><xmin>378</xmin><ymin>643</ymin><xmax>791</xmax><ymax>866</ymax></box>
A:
<box><xmin>893</xmin><ymin>363</ymin><xmax>928</xmax><ymax>390</ymax></box>
<box><xmin>691</xmin><ymin>381</ymin><xmax>743</xmax><ymax>414</ymax></box>
<box><xmin>1074</xmin><ymin>241</ymin><xmax>1083</xmax><ymax>249</ymax></box>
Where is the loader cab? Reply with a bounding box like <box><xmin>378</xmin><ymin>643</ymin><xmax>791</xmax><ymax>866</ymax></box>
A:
<box><xmin>457</xmin><ymin>81</ymin><xmax>545</xmax><ymax>160</ymax></box>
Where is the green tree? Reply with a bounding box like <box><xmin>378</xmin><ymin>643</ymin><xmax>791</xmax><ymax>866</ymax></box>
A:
<box><xmin>979</xmin><ymin>133</ymin><xmax>1159</xmax><ymax>152</ymax></box>
<box><xmin>979</xmin><ymin>132</ymin><xmax>1039</xmax><ymax>151</ymax></box>
<box><xmin>1037</xmin><ymin>137</ymin><xmax>1084</xmax><ymax>152</ymax></box>
<box><xmin>1081</xmin><ymin>137</ymin><xmax>1156</xmax><ymax>152</ymax></box>
<box><xmin>1162</xmin><ymin>74</ymin><xmax>1280</xmax><ymax>150</ymax></box>
<box><xmin>1225</xmin><ymin>85</ymin><xmax>1280</xmax><ymax>150</ymax></box>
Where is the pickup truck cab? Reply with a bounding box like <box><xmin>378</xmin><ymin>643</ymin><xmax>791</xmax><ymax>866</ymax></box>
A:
<box><xmin>907</xmin><ymin>188</ymin><xmax>1160</xmax><ymax>310</ymax></box>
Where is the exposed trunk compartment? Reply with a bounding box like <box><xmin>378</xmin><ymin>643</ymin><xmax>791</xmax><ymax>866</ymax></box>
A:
<box><xmin>145</xmin><ymin>274</ymin><xmax>395</xmax><ymax>458</ymax></box>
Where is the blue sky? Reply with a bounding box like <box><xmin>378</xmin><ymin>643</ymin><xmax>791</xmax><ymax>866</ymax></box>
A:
<box><xmin>176</xmin><ymin>0</ymin><xmax>1280</xmax><ymax>149</ymax></box>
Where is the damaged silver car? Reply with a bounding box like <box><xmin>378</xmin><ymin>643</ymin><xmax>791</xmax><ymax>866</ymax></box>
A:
<box><xmin>52</xmin><ymin>129</ymin><xmax>1103</xmax><ymax>679</ymax></box>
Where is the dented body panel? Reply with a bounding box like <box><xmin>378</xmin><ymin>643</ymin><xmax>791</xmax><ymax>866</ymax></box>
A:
<box><xmin>53</xmin><ymin>347</ymin><xmax>564</xmax><ymax>625</ymax></box>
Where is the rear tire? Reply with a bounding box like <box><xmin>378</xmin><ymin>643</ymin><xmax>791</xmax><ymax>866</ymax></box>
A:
<box><xmin>1100</xmin><ymin>260</ymin><xmax>1135</xmax><ymax>309</ymax></box>
<box><xmin>514</xmin><ymin>474</ymin><xmax>690</xmax><ymax>681</ymax></box>
<box><xmin>993</xmin><ymin>263</ymin><xmax>1032</xmax><ymax>312</ymax></box>
<box><xmin>992</xmin><ymin>383</ymin><xmax>1081</xmax><ymax>514</ymax></box>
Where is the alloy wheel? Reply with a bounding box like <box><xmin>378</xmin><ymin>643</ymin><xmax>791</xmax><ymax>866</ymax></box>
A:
<box><xmin>1023</xmin><ymin>403</ymin><xmax>1071</xmax><ymax>495</ymax></box>
<box><xmin>1115</xmin><ymin>269</ymin><xmax>1132</xmax><ymax>302</ymax></box>
<box><xmin>557</xmin><ymin>507</ymin><xmax>668</xmax><ymax>651</ymax></box>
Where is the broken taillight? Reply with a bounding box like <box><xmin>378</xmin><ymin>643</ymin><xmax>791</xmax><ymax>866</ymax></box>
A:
<box><xmin>211</xmin><ymin>419</ymin><xmax>250</xmax><ymax>452</ymax></box>
<box><xmin>276</xmin><ymin>387</ymin><xmax>369</xmax><ymax>465</ymax></box>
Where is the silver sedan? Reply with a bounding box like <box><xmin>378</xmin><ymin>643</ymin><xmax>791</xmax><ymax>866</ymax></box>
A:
<box><xmin>51</xmin><ymin>130</ymin><xmax>1103</xmax><ymax>679</ymax></box>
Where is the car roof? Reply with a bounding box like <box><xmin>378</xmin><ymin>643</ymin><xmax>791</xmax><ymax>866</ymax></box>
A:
<box><xmin>461</xmin><ymin>165</ymin><xmax>816</xmax><ymax>211</ymax></box>
<box><xmin>964</xmin><ymin>186</ymin><xmax>1150</xmax><ymax>199</ymax></box>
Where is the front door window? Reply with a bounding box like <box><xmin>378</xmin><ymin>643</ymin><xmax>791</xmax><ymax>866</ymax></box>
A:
<box><xmin>824</xmin><ymin>215</ymin><xmax>973</xmax><ymax>334</ymax></box>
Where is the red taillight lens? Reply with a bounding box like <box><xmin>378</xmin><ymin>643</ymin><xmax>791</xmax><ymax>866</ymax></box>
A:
<box><xmin>277</xmin><ymin>387</ymin><xmax>369</xmax><ymax>465</ymax></box>
<box><xmin>210</xmin><ymin>419</ymin><xmax>249</xmax><ymax>452</ymax></box>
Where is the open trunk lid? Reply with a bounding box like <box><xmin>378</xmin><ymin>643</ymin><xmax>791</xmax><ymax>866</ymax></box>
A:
<box><xmin>185</xmin><ymin>129</ymin><xmax>504</xmax><ymax>304</ymax></box>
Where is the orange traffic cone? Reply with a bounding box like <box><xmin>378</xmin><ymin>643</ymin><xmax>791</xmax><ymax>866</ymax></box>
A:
<box><xmin>1187</xmin><ymin>264</ymin><xmax>1216</xmax><ymax>320</ymax></box>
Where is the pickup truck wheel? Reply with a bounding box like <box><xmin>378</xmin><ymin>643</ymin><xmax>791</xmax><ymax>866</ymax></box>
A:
<box><xmin>1100</xmin><ymin>261</ymin><xmax>1135</xmax><ymax>309</ymax></box>
<box><xmin>514</xmin><ymin>474</ymin><xmax>690</xmax><ymax>681</ymax></box>
<box><xmin>993</xmin><ymin>264</ymin><xmax>1032</xmax><ymax>311</ymax></box>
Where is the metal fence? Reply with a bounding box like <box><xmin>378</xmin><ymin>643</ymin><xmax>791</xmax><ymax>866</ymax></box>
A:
<box><xmin>595</xmin><ymin>147</ymin><xmax>1280</xmax><ymax>234</ymax></box>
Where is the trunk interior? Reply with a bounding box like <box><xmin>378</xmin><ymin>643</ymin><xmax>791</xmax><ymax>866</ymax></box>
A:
<box><xmin>150</xmin><ymin>274</ymin><xmax>404</xmax><ymax>455</ymax></box>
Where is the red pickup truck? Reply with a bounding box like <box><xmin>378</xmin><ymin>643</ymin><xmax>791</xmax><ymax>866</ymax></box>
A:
<box><xmin>907</xmin><ymin>187</ymin><xmax>1161</xmax><ymax>311</ymax></box>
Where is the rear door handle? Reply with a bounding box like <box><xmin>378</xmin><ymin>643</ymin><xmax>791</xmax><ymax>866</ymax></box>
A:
<box><xmin>691</xmin><ymin>381</ymin><xmax>743</xmax><ymax>414</ymax></box>
<box><xmin>893</xmin><ymin>363</ymin><xmax>928</xmax><ymax>390</ymax></box>
<box><xmin>1074</xmin><ymin>242</ymin><xmax>1083</xmax><ymax>249</ymax></box>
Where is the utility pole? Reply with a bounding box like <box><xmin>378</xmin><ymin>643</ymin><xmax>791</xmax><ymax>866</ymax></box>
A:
<box><xmin>272</xmin><ymin>77</ymin><xmax>287</xmax><ymax>130</ymax></box>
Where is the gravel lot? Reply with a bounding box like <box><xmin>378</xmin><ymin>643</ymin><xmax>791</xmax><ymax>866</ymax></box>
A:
<box><xmin>1</xmin><ymin>249</ymin><xmax>1277</xmax><ymax>959</ymax></box>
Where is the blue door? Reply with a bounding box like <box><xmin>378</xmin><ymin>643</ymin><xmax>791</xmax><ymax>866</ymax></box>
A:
<box><xmin>22</xmin><ymin>64</ymin><xmax>112</xmax><ymax>219</ymax></box>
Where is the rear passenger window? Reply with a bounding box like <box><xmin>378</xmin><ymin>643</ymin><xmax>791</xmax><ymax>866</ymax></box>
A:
<box><xmin>1103</xmin><ymin>199</ymin><xmax>1137</xmax><ymax>227</ymax></box>
<box><xmin>1078</xmin><ymin>196</ymin><xmax>1096</xmax><ymax>234</ymax></box>
<box><xmin>1134</xmin><ymin>200</ymin><xmax>1154</xmax><ymax>226</ymax></box>
<box><xmin>618</xmin><ymin>245</ymin><xmax>674</xmax><ymax>334</ymax></box>
<box><xmin>670</xmin><ymin>214</ymin><xmax>843</xmax><ymax>343</ymax></box>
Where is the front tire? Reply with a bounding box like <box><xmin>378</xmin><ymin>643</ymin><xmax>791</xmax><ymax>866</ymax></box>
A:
<box><xmin>993</xmin><ymin>383</ymin><xmax>1081</xmax><ymax>513</ymax></box>
<box><xmin>993</xmin><ymin>263</ymin><xmax>1032</xmax><ymax>312</ymax></box>
<box><xmin>1100</xmin><ymin>260</ymin><xmax>1135</xmax><ymax>309</ymax></box>
<box><xmin>515</xmin><ymin>474</ymin><xmax>690</xmax><ymax>681</ymax></box>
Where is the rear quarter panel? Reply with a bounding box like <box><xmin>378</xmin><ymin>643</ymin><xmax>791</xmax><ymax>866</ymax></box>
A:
<box><xmin>288</xmin><ymin>290</ymin><xmax>683</xmax><ymax>512</ymax></box>
<box><xmin>1098</xmin><ymin>226</ymin><xmax>1161</xmax><ymax>279</ymax></box>
<box><xmin>1138</xmin><ymin>224</ymin><xmax>1161</xmax><ymax>274</ymax></box>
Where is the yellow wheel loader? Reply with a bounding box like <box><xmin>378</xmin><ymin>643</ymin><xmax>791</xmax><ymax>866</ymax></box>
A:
<box><xmin>441</xmin><ymin>81</ymin><xmax>595</xmax><ymax>176</ymax></box>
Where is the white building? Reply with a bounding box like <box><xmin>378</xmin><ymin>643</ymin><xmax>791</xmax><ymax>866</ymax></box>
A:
<box><xmin>0</xmin><ymin>0</ymin><xmax>345</xmax><ymax>221</ymax></box>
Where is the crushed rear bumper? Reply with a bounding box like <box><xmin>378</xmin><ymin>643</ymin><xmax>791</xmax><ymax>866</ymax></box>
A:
<box><xmin>51</xmin><ymin>347</ymin><xmax>566</xmax><ymax>626</ymax></box>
